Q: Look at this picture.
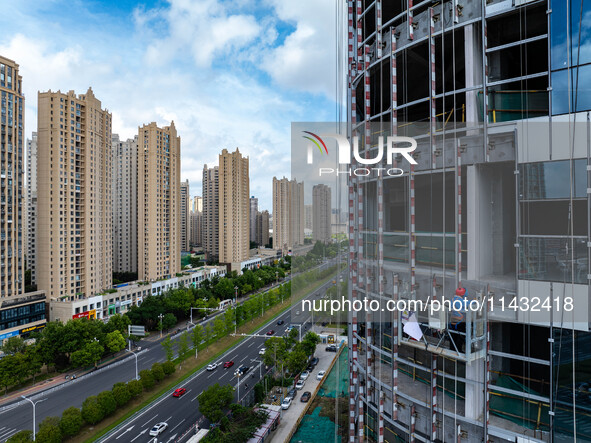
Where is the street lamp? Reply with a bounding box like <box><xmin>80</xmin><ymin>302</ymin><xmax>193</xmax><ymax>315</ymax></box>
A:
<box><xmin>22</xmin><ymin>396</ymin><xmax>46</xmax><ymax>441</ymax></box>
<box><xmin>158</xmin><ymin>313</ymin><xmax>164</xmax><ymax>338</ymax></box>
<box><xmin>234</xmin><ymin>286</ymin><xmax>238</xmax><ymax>304</ymax></box>
<box><xmin>125</xmin><ymin>349</ymin><xmax>139</xmax><ymax>381</ymax></box>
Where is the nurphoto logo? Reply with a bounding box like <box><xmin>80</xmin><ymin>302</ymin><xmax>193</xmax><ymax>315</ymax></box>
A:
<box><xmin>303</xmin><ymin>131</ymin><xmax>418</xmax><ymax>176</ymax></box>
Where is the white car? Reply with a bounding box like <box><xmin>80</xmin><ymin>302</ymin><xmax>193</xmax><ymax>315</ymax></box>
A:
<box><xmin>316</xmin><ymin>370</ymin><xmax>326</xmax><ymax>381</ymax></box>
<box><xmin>259</xmin><ymin>348</ymin><xmax>266</xmax><ymax>356</ymax></box>
<box><xmin>206</xmin><ymin>363</ymin><xmax>218</xmax><ymax>371</ymax></box>
<box><xmin>149</xmin><ymin>422</ymin><xmax>168</xmax><ymax>436</ymax></box>
<box><xmin>281</xmin><ymin>397</ymin><xmax>292</xmax><ymax>410</ymax></box>
<box><xmin>300</xmin><ymin>371</ymin><xmax>310</xmax><ymax>381</ymax></box>
<box><xmin>295</xmin><ymin>380</ymin><xmax>305</xmax><ymax>390</ymax></box>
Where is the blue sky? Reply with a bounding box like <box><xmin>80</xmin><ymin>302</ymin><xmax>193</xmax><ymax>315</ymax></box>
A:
<box><xmin>0</xmin><ymin>0</ymin><xmax>342</xmax><ymax>210</ymax></box>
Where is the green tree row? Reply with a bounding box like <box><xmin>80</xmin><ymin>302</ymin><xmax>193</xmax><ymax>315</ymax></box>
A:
<box><xmin>0</xmin><ymin>315</ymin><xmax>131</xmax><ymax>394</ymax></box>
<box><xmin>7</xmin><ymin>361</ymin><xmax>176</xmax><ymax>443</ymax></box>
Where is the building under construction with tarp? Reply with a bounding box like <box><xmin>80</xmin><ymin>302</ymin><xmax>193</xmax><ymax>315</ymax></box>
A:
<box><xmin>345</xmin><ymin>0</ymin><xmax>591</xmax><ymax>442</ymax></box>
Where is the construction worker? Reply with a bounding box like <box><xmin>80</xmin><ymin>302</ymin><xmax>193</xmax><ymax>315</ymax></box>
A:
<box><xmin>449</xmin><ymin>287</ymin><xmax>468</xmax><ymax>352</ymax></box>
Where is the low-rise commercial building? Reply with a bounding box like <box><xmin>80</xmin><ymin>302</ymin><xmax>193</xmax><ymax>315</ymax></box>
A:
<box><xmin>49</xmin><ymin>265</ymin><xmax>226</xmax><ymax>322</ymax></box>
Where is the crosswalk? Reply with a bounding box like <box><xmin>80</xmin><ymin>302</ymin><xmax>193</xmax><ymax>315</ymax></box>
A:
<box><xmin>0</xmin><ymin>426</ymin><xmax>19</xmax><ymax>442</ymax></box>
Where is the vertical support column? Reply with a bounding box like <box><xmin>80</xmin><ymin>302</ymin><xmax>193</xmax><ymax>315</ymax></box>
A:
<box><xmin>410</xmin><ymin>167</ymin><xmax>416</xmax><ymax>295</ymax></box>
<box><xmin>481</xmin><ymin>0</ymin><xmax>489</xmax><ymax>162</ymax></box>
<box><xmin>457</xmin><ymin>138</ymin><xmax>462</xmax><ymax>285</ymax></box>
<box><xmin>357</xmin><ymin>0</ymin><xmax>363</xmax><ymax>72</ymax></box>
<box><xmin>348</xmin><ymin>0</ymin><xmax>356</xmax><ymax>78</ymax></box>
<box><xmin>376</xmin><ymin>0</ymin><xmax>383</xmax><ymax>59</ymax></box>
<box><xmin>364</xmin><ymin>43</ymin><xmax>373</xmax><ymax>404</ymax></box>
<box><xmin>408</xmin><ymin>0</ymin><xmax>414</xmax><ymax>41</ymax></box>
<box><xmin>485</xmin><ymin>297</ymin><xmax>492</xmax><ymax>433</ymax></box>
<box><xmin>348</xmin><ymin>7</ymin><xmax>358</xmax><ymax>440</ymax></box>
<box><xmin>429</xmin><ymin>7</ymin><xmax>437</xmax><ymax>170</ymax></box>
<box><xmin>392</xmin><ymin>275</ymin><xmax>399</xmax><ymax>420</ymax></box>
<box><xmin>410</xmin><ymin>404</ymin><xmax>416</xmax><ymax>443</ymax></box>
<box><xmin>453</xmin><ymin>0</ymin><xmax>459</xmax><ymax>24</ymax></box>
<box><xmin>378</xmin><ymin>392</ymin><xmax>385</xmax><ymax>443</ymax></box>
<box><xmin>431</xmin><ymin>277</ymin><xmax>438</xmax><ymax>442</ymax></box>
<box><xmin>357</xmin><ymin>179</ymin><xmax>365</xmax><ymax>440</ymax></box>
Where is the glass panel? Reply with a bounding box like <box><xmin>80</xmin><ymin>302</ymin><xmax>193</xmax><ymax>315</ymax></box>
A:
<box><xmin>551</xmin><ymin>64</ymin><xmax>591</xmax><ymax>115</ymax></box>
<box><xmin>551</xmin><ymin>0</ymin><xmax>591</xmax><ymax>70</ymax></box>
<box><xmin>519</xmin><ymin>237</ymin><xmax>587</xmax><ymax>283</ymax></box>
<box><xmin>384</xmin><ymin>233</ymin><xmax>408</xmax><ymax>263</ymax></box>
<box><xmin>519</xmin><ymin>160</ymin><xmax>588</xmax><ymax>199</ymax></box>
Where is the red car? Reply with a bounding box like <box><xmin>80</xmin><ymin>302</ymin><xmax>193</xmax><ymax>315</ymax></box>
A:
<box><xmin>266</xmin><ymin>330</ymin><xmax>275</xmax><ymax>335</ymax></box>
<box><xmin>223</xmin><ymin>360</ymin><xmax>234</xmax><ymax>368</ymax></box>
<box><xmin>172</xmin><ymin>388</ymin><xmax>186</xmax><ymax>397</ymax></box>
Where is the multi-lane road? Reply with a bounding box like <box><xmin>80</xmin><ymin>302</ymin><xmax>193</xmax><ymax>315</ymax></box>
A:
<box><xmin>97</xmin><ymin>273</ymin><xmax>342</xmax><ymax>443</ymax></box>
<box><xmin>0</xmin><ymin>262</ymin><xmax>343</xmax><ymax>442</ymax></box>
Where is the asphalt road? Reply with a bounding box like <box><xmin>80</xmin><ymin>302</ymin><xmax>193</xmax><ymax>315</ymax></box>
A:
<box><xmin>0</xmin><ymin>260</ymin><xmax>343</xmax><ymax>442</ymax></box>
<box><xmin>97</xmin><ymin>271</ymin><xmax>344</xmax><ymax>443</ymax></box>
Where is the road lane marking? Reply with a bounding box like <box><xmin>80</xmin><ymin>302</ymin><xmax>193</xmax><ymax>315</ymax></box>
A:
<box><xmin>207</xmin><ymin>371</ymin><xmax>216</xmax><ymax>379</ymax></box>
<box><xmin>191</xmin><ymin>395</ymin><xmax>199</xmax><ymax>402</ymax></box>
<box><xmin>130</xmin><ymin>429</ymin><xmax>147</xmax><ymax>442</ymax></box>
<box><xmin>164</xmin><ymin>416</ymin><xmax>172</xmax><ymax>423</ymax></box>
<box><xmin>248</xmin><ymin>341</ymin><xmax>254</xmax><ymax>347</ymax></box>
<box><xmin>170</xmin><ymin>419</ymin><xmax>185</xmax><ymax>433</ymax></box>
<box><xmin>98</xmin><ymin>280</ymin><xmax>327</xmax><ymax>442</ymax></box>
<box><xmin>240</xmin><ymin>355</ymin><xmax>248</xmax><ymax>362</ymax></box>
<box><xmin>141</xmin><ymin>415</ymin><xmax>158</xmax><ymax>427</ymax></box>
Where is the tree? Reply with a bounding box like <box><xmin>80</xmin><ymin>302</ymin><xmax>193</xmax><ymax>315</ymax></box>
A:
<box><xmin>104</xmin><ymin>330</ymin><xmax>126</xmax><ymax>354</ymax></box>
<box><xmin>151</xmin><ymin>362</ymin><xmax>165</xmax><ymax>382</ymax></box>
<box><xmin>139</xmin><ymin>369</ymin><xmax>155</xmax><ymax>390</ymax></box>
<box><xmin>203</xmin><ymin>324</ymin><xmax>213</xmax><ymax>350</ymax></box>
<box><xmin>213</xmin><ymin>278</ymin><xmax>235</xmax><ymax>300</ymax></box>
<box><xmin>162</xmin><ymin>313</ymin><xmax>177</xmax><ymax>331</ymax></box>
<box><xmin>162</xmin><ymin>360</ymin><xmax>176</xmax><ymax>376</ymax></box>
<box><xmin>191</xmin><ymin>324</ymin><xmax>203</xmax><ymax>358</ymax></box>
<box><xmin>198</xmin><ymin>383</ymin><xmax>234</xmax><ymax>422</ymax></box>
<box><xmin>71</xmin><ymin>341</ymin><xmax>104</xmax><ymax>368</ymax></box>
<box><xmin>0</xmin><ymin>354</ymin><xmax>19</xmax><ymax>393</ymax></box>
<box><xmin>161</xmin><ymin>336</ymin><xmax>174</xmax><ymax>361</ymax></box>
<box><xmin>81</xmin><ymin>396</ymin><xmax>104</xmax><ymax>425</ymax></box>
<box><xmin>1</xmin><ymin>336</ymin><xmax>26</xmax><ymax>355</ymax></box>
<box><xmin>286</xmin><ymin>345</ymin><xmax>308</xmax><ymax>375</ymax></box>
<box><xmin>224</xmin><ymin>308</ymin><xmax>236</xmax><ymax>334</ymax></box>
<box><xmin>60</xmin><ymin>407</ymin><xmax>83</xmax><ymax>438</ymax></box>
<box><xmin>105</xmin><ymin>314</ymin><xmax>131</xmax><ymax>335</ymax></box>
<box><xmin>213</xmin><ymin>317</ymin><xmax>225</xmax><ymax>339</ymax></box>
<box><xmin>178</xmin><ymin>331</ymin><xmax>189</xmax><ymax>362</ymax></box>
<box><xmin>97</xmin><ymin>390</ymin><xmax>117</xmax><ymax>416</ymax></box>
<box><xmin>6</xmin><ymin>430</ymin><xmax>33</xmax><ymax>442</ymax></box>
<box><xmin>112</xmin><ymin>382</ymin><xmax>131</xmax><ymax>407</ymax></box>
<box><xmin>301</xmin><ymin>332</ymin><xmax>321</xmax><ymax>356</ymax></box>
<box><xmin>127</xmin><ymin>379</ymin><xmax>143</xmax><ymax>397</ymax></box>
<box><xmin>34</xmin><ymin>416</ymin><xmax>61</xmax><ymax>443</ymax></box>
<box><xmin>24</xmin><ymin>347</ymin><xmax>43</xmax><ymax>383</ymax></box>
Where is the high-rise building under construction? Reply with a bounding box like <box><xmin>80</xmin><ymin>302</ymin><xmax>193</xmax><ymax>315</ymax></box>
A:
<box><xmin>346</xmin><ymin>1</ymin><xmax>591</xmax><ymax>442</ymax></box>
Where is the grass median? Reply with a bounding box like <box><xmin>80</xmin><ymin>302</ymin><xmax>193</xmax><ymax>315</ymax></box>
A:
<box><xmin>76</xmin><ymin>268</ymin><xmax>339</xmax><ymax>442</ymax></box>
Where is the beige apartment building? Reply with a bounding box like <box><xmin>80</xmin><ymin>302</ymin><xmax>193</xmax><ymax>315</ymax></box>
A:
<box><xmin>312</xmin><ymin>184</ymin><xmax>331</xmax><ymax>243</ymax></box>
<box><xmin>37</xmin><ymin>87</ymin><xmax>112</xmax><ymax>300</ymax></box>
<box><xmin>26</xmin><ymin>132</ymin><xmax>38</xmax><ymax>285</ymax></box>
<box><xmin>180</xmin><ymin>179</ymin><xmax>190</xmax><ymax>251</ymax></box>
<box><xmin>272</xmin><ymin>177</ymin><xmax>304</xmax><ymax>252</ymax></box>
<box><xmin>137</xmin><ymin>122</ymin><xmax>180</xmax><ymax>281</ymax></box>
<box><xmin>255</xmin><ymin>210</ymin><xmax>270</xmax><ymax>247</ymax></box>
<box><xmin>202</xmin><ymin>165</ymin><xmax>218</xmax><ymax>260</ymax></box>
<box><xmin>0</xmin><ymin>56</ymin><xmax>25</xmax><ymax>298</ymax></box>
<box><xmin>190</xmin><ymin>196</ymin><xmax>202</xmax><ymax>246</ymax></box>
<box><xmin>218</xmin><ymin>148</ymin><xmax>249</xmax><ymax>265</ymax></box>
<box><xmin>112</xmin><ymin>134</ymin><xmax>138</xmax><ymax>273</ymax></box>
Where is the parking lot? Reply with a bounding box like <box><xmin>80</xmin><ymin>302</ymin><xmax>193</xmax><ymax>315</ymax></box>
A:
<box><xmin>269</xmin><ymin>345</ymin><xmax>340</xmax><ymax>442</ymax></box>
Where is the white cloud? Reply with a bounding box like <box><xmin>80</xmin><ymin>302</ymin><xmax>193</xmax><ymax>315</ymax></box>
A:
<box><xmin>261</xmin><ymin>0</ymin><xmax>340</xmax><ymax>98</ymax></box>
<box><xmin>0</xmin><ymin>0</ymin><xmax>339</xmax><ymax>210</ymax></box>
<box><xmin>137</xmin><ymin>0</ymin><xmax>261</xmax><ymax>68</ymax></box>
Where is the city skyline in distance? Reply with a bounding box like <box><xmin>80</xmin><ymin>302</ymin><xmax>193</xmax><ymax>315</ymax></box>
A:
<box><xmin>0</xmin><ymin>0</ymin><xmax>343</xmax><ymax>211</ymax></box>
